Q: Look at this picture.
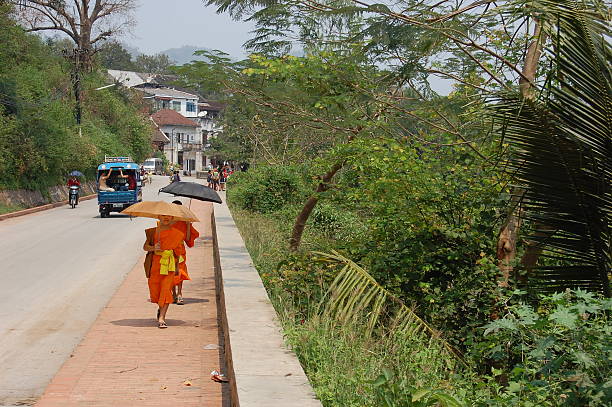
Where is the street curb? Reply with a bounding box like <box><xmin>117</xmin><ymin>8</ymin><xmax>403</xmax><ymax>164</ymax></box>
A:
<box><xmin>0</xmin><ymin>194</ymin><xmax>97</xmax><ymax>221</ymax></box>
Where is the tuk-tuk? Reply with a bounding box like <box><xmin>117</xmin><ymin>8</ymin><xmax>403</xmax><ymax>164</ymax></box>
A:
<box><xmin>97</xmin><ymin>156</ymin><xmax>142</xmax><ymax>218</ymax></box>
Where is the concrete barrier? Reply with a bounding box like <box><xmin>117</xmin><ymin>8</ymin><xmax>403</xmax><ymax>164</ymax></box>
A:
<box><xmin>213</xmin><ymin>200</ymin><xmax>322</xmax><ymax>407</ymax></box>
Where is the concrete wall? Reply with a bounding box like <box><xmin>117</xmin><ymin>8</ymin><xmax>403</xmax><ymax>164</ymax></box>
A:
<box><xmin>0</xmin><ymin>181</ymin><xmax>97</xmax><ymax>209</ymax></box>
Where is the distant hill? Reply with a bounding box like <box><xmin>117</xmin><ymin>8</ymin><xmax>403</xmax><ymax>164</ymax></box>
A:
<box><xmin>124</xmin><ymin>44</ymin><xmax>236</xmax><ymax>66</ymax></box>
<box><xmin>159</xmin><ymin>45</ymin><xmax>221</xmax><ymax>65</ymax></box>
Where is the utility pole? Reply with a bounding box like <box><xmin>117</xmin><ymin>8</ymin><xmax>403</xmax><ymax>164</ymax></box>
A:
<box><xmin>62</xmin><ymin>48</ymin><xmax>86</xmax><ymax>124</ymax></box>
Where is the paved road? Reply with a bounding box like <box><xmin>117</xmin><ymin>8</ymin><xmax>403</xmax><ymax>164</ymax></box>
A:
<box><xmin>0</xmin><ymin>175</ymin><xmax>188</xmax><ymax>406</ymax></box>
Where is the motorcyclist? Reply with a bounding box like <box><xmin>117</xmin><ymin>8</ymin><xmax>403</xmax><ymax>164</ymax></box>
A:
<box><xmin>68</xmin><ymin>176</ymin><xmax>81</xmax><ymax>188</ymax></box>
<box><xmin>68</xmin><ymin>176</ymin><xmax>81</xmax><ymax>206</ymax></box>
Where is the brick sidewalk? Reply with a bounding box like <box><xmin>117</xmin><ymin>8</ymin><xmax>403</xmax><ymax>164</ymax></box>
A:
<box><xmin>35</xmin><ymin>201</ymin><xmax>230</xmax><ymax>407</ymax></box>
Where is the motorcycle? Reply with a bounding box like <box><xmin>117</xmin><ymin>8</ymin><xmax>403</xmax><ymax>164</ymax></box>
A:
<box><xmin>69</xmin><ymin>185</ymin><xmax>80</xmax><ymax>208</ymax></box>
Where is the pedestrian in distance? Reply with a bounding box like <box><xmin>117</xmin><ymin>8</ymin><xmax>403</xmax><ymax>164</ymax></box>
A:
<box><xmin>170</xmin><ymin>200</ymin><xmax>199</xmax><ymax>305</ymax></box>
<box><xmin>211</xmin><ymin>169</ymin><xmax>220</xmax><ymax>191</ymax></box>
<box><xmin>219</xmin><ymin>168</ymin><xmax>227</xmax><ymax>191</ymax></box>
<box><xmin>206</xmin><ymin>170</ymin><xmax>213</xmax><ymax>189</ymax></box>
<box><xmin>143</xmin><ymin>215</ymin><xmax>185</xmax><ymax>328</ymax></box>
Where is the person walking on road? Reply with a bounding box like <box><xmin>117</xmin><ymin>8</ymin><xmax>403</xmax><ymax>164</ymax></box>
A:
<box><xmin>143</xmin><ymin>215</ymin><xmax>185</xmax><ymax>328</ymax></box>
<box><xmin>170</xmin><ymin>200</ymin><xmax>199</xmax><ymax>305</ymax></box>
<box><xmin>219</xmin><ymin>167</ymin><xmax>227</xmax><ymax>191</ymax></box>
<box><xmin>211</xmin><ymin>169</ymin><xmax>220</xmax><ymax>191</ymax></box>
<box><xmin>206</xmin><ymin>170</ymin><xmax>213</xmax><ymax>189</ymax></box>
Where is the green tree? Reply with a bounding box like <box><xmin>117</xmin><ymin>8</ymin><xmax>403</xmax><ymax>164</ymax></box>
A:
<box><xmin>96</xmin><ymin>40</ymin><xmax>135</xmax><ymax>70</ymax></box>
<box><xmin>133</xmin><ymin>53</ymin><xmax>173</xmax><ymax>74</ymax></box>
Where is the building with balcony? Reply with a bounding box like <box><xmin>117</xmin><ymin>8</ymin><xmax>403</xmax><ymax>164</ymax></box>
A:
<box><xmin>150</xmin><ymin>109</ymin><xmax>203</xmax><ymax>173</ymax></box>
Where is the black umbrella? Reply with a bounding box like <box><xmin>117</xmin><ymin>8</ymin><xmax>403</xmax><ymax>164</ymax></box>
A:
<box><xmin>68</xmin><ymin>170</ymin><xmax>84</xmax><ymax>177</ymax></box>
<box><xmin>159</xmin><ymin>181</ymin><xmax>222</xmax><ymax>204</ymax></box>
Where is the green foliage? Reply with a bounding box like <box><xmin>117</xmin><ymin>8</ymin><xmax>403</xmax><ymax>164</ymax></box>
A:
<box><xmin>491</xmin><ymin>0</ymin><xmax>611</xmax><ymax>295</ymax></box>
<box><xmin>171</xmin><ymin>49</ymin><xmax>239</xmax><ymax>99</ymax></box>
<box><xmin>133</xmin><ymin>53</ymin><xmax>173</xmax><ymax>74</ymax></box>
<box><xmin>281</xmin><ymin>309</ymin><xmax>463</xmax><ymax>407</ymax></box>
<box><xmin>474</xmin><ymin>290</ymin><xmax>611</xmax><ymax>406</ymax></box>
<box><xmin>0</xmin><ymin>202</ymin><xmax>24</xmax><ymax>215</ymax></box>
<box><xmin>372</xmin><ymin>368</ymin><xmax>466</xmax><ymax>407</ymax></box>
<box><xmin>309</xmin><ymin>202</ymin><xmax>367</xmax><ymax>242</ymax></box>
<box><xmin>96</xmin><ymin>40</ymin><xmax>135</xmax><ymax>71</ymax></box>
<box><xmin>0</xmin><ymin>7</ymin><xmax>152</xmax><ymax>191</ymax></box>
<box><xmin>227</xmin><ymin>164</ymin><xmax>310</xmax><ymax>213</ymax></box>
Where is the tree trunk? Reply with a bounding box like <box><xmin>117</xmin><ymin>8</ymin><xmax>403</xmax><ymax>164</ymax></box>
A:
<box><xmin>289</xmin><ymin>162</ymin><xmax>344</xmax><ymax>251</ymax></box>
<box><xmin>496</xmin><ymin>21</ymin><xmax>546</xmax><ymax>286</ymax></box>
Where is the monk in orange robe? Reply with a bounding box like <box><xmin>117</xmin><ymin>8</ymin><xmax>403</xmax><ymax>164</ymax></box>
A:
<box><xmin>171</xmin><ymin>201</ymin><xmax>199</xmax><ymax>305</ymax></box>
<box><xmin>143</xmin><ymin>215</ymin><xmax>185</xmax><ymax>328</ymax></box>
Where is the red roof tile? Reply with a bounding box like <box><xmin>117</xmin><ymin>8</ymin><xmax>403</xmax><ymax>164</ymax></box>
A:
<box><xmin>151</xmin><ymin>109</ymin><xmax>198</xmax><ymax>127</ymax></box>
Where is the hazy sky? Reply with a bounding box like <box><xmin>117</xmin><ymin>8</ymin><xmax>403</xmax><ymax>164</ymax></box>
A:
<box><xmin>127</xmin><ymin>0</ymin><xmax>255</xmax><ymax>57</ymax></box>
<box><xmin>125</xmin><ymin>0</ymin><xmax>452</xmax><ymax>93</ymax></box>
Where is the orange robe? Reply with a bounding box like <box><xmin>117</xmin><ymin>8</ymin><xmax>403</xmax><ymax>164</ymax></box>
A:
<box><xmin>172</xmin><ymin>221</ymin><xmax>199</xmax><ymax>285</ymax></box>
<box><xmin>147</xmin><ymin>227</ymin><xmax>185</xmax><ymax>306</ymax></box>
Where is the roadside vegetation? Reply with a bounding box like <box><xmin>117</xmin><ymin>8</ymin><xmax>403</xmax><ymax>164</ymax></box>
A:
<box><xmin>228</xmin><ymin>164</ymin><xmax>610</xmax><ymax>406</ymax></box>
<box><xmin>0</xmin><ymin>203</ymin><xmax>23</xmax><ymax>215</ymax></box>
<box><xmin>172</xmin><ymin>0</ymin><xmax>612</xmax><ymax>405</ymax></box>
<box><xmin>0</xmin><ymin>4</ymin><xmax>152</xmax><ymax>191</ymax></box>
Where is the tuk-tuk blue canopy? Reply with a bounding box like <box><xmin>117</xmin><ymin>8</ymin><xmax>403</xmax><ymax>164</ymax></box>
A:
<box><xmin>97</xmin><ymin>162</ymin><xmax>139</xmax><ymax>171</ymax></box>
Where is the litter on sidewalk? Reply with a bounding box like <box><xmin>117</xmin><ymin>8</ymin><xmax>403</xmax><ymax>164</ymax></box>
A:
<box><xmin>211</xmin><ymin>370</ymin><xmax>229</xmax><ymax>383</ymax></box>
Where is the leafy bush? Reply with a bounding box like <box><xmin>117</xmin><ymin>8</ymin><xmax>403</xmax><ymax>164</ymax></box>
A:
<box><xmin>372</xmin><ymin>368</ymin><xmax>466</xmax><ymax>407</ymax></box>
<box><xmin>309</xmin><ymin>202</ymin><xmax>368</xmax><ymax>242</ymax></box>
<box><xmin>227</xmin><ymin>164</ymin><xmax>310</xmax><ymax>213</ymax></box>
<box><xmin>473</xmin><ymin>290</ymin><xmax>612</xmax><ymax>406</ymax></box>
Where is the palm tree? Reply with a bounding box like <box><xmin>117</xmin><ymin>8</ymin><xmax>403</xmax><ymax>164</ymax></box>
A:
<box><xmin>492</xmin><ymin>0</ymin><xmax>611</xmax><ymax>295</ymax></box>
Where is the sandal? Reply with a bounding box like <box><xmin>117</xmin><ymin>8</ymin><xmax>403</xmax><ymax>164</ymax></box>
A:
<box><xmin>176</xmin><ymin>296</ymin><xmax>184</xmax><ymax>305</ymax></box>
<box><xmin>158</xmin><ymin>321</ymin><xmax>168</xmax><ymax>329</ymax></box>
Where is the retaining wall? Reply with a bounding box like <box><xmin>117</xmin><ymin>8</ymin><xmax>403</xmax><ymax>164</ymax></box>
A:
<box><xmin>0</xmin><ymin>181</ymin><xmax>97</xmax><ymax>208</ymax></box>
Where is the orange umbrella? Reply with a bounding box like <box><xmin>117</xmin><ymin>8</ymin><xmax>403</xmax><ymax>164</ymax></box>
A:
<box><xmin>121</xmin><ymin>201</ymin><xmax>199</xmax><ymax>222</ymax></box>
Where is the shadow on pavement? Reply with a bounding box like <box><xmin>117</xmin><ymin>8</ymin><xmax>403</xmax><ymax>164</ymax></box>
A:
<box><xmin>110</xmin><ymin>318</ymin><xmax>187</xmax><ymax>327</ymax></box>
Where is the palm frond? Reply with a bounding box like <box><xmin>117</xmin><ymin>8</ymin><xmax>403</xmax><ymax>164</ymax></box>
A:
<box><xmin>492</xmin><ymin>0</ymin><xmax>611</xmax><ymax>295</ymax></box>
<box><xmin>314</xmin><ymin>251</ymin><xmax>465</xmax><ymax>371</ymax></box>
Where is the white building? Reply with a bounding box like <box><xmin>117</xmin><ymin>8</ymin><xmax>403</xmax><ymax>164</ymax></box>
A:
<box><xmin>141</xmin><ymin>87</ymin><xmax>199</xmax><ymax>120</ymax></box>
<box><xmin>197</xmin><ymin>101</ymin><xmax>224</xmax><ymax>168</ymax></box>
<box><xmin>151</xmin><ymin>109</ymin><xmax>202</xmax><ymax>173</ymax></box>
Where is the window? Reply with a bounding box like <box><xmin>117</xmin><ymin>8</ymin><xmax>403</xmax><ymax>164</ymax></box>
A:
<box><xmin>157</xmin><ymin>100</ymin><xmax>170</xmax><ymax>110</ymax></box>
<box><xmin>186</xmin><ymin>102</ymin><xmax>196</xmax><ymax>112</ymax></box>
<box><xmin>171</xmin><ymin>101</ymin><xmax>181</xmax><ymax>111</ymax></box>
